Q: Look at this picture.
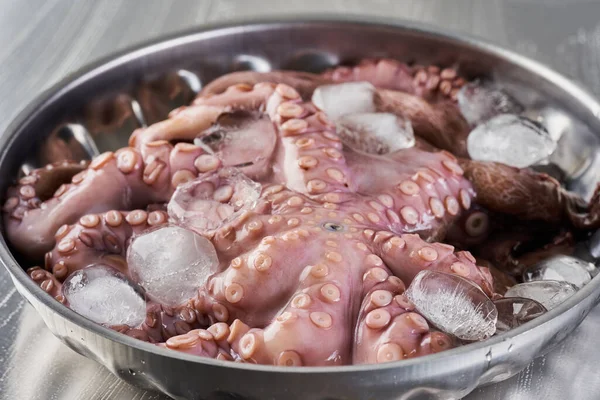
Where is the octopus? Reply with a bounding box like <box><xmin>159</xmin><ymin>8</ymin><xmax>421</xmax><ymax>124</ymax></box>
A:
<box><xmin>5</xmin><ymin>58</ymin><xmax>600</xmax><ymax>366</ymax></box>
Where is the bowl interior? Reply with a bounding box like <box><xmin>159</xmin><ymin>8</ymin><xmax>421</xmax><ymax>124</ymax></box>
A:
<box><xmin>1</xmin><ymin>17</ymin><xmax>600</xmax><ymax>381</ymax></box>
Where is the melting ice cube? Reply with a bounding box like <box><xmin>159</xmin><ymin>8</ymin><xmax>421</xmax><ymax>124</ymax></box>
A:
<box><xmin>168</xmin><ymin>168</ymin><xmax>261</xmax><ymax>235</ymax></box>
<box><xmin>312</xmin><ymin>82</ymin><xmax>377</xmax><ymax>120</ymax></box>
<box><xmin>493</xmin><ymin>297</ymin><xmax>547</xmax><ymax>334</ymax></box>
<box><xmin>336</xmin><ymin>112</ymin><xmax>415</xmax><ymax>154</ymax></box>
<box><xmin>63</xmin><ymin>265</ymin><xmax>146</xmax><ymax>327</ymax></box>
<box><xmin>193</xmin><ymin>110</ymin><xmax>277</xmax><ymax>175</ymax></box>
<box><xmin>523</xmin><ymin>105</ymin><xmax>571</xmax><ymax>143</ymax></box>
<box><xmin>127</xmin><ymin>225</ymin><xmax>219</xmax><ymax>306</ymax></box>
<box><xmin>504</xmin><ymin>280</ymin><xmax>577</xmax><ymax>310</ymax></box>
<box><xmin>467</xmin><ymin>114</ymin><xmax>557</xmax><ymax>168</ymax></box>
<box><xmin>522</xmin><ymin>105</ymin><xmax>594</xmax><ymax>181</ymax></box>
<box><xmin>405</xmin><ymin>270</ymin><xmax>498</xmax><ymax>341</ymax></box>
<box><xmin>523</xmin><ymin>255</ymin><xmax>592</xmax><ymax>289</ymax></box>
<box><xmin>457</xmin><ymin>80</ymin><xmax>524</xmax><ymax>126</ymax></box>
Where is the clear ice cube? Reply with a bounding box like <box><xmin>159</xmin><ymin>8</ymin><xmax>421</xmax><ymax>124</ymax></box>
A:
<box><xmin>457</xmin><ymin>80</ymin><xmax>524</xmax><ymax>125</ymax></box>
<box><xmin>494</xmin><ymin>297</ymin><xmax>547</xmax><ymax>334</ymax></box>
<box><xmin>504</xmin><ymin>280</ymin><xmax>577</xmax><ymax>310</ymax></box>
<box><xmin>405</xmin><ymin>270</ymin><xmax>498</xmax><ymax>341</ymax></box>
<box><xmin>193</xmin><ymin>110</ymin><xmax>277</xmax><ymax>173</ymax></box>
<box><xmin>311</xmin><ymin>82</ymin><xmax>377</xmax><ymax>120</ymax></box>
<box><xmin>168</xmin><ymin>168</ymin><xmax>261</xmax><ymax>235</ymax></box>
<box><xmin>467</xmin><ymin>114</ymin><xmax>557</xmax><ymax>168</ymax></box>
<box><xmin>523</xmin><ymin>105</ymin><xmax>593</xmax><ymax>181</ymax></box>
<box><xmin>63</xmin><ymin>265</ymin><xmax>146</xmax><ymax>327</ymax></box>
<box><xmin>522</xmin><ymin>105</ymin><xmax>570</xmax><ymax>143</ymax></box>
<box><xmin>523</xmin><ymin>255</ymin><xmax>592</xmax><ymax>289</ymax></box>
<box><xmin>126</xmin><ymin>225</ymin><xmax>219</xmax><ymax>306</ymax></box>
<box><xmin>336</xmin><ymin>112</ymin><xmax>415</xmax><ymax>154</ymax></box>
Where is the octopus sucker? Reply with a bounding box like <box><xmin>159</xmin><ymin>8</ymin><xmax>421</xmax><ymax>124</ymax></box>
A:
<box><xmin>8</xmin><ymin>57</ymin><xmax>600</xmax><ymax>366</ymax></box>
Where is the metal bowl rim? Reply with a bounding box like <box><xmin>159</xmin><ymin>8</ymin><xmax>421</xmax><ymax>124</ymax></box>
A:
<box><xmin>1</xmin><ymin>14</ymin><xmax>599</xmax><ymax>374</ymax></box>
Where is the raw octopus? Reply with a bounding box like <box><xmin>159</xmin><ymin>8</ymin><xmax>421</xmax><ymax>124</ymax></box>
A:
<box><xmin>5</xmin><ymin>58</ymin><xmax>600</xmax><ymax>366</ymax></box>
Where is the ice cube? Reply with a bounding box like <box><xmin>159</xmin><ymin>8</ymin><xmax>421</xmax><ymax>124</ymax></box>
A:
<box><xmin>457</xmin><ymin>80</ymin><xmax>524</xmax><ymax>125</ymax></box>
<box><xmin>494</xmin><ymin>297</ymin><xmax>546</xmax><ymax>334</ymax></box>
<box><xmin>63</xmin><ymin>265</ymin><xmax>146</xmax><ymax>327</ymax></box>
<box><xmin>336</xmin><ymin>112</ymin><xmax>415</xmax><ymax>154</ymax></box>
<box><xmin>312</xmin><ymin>82</ymin><xmax>377</xmax><ymax>120</ymax></box>
<box><xmin>523</xmin><ymin>255</ymin><xmax>592</xmax><ymax>289</ymax></box>
<box><xmin>504</xmin><ymin>280</ymin><xmax>577</xmax><ymax>310</ymax></box>
<box><xmin>168</xmin><ymin>168</ymin><xmax>261</xmax><ymax>235</ymax></box>
<box><xmin>405</xmin><ymin>270</ymin><xmax>497</xmax><ymax>341</ymax></box>
<box><xmin>467</xmin><ymin>114</ymin><xmax>557</xmax><ymax>168</ymax></box>
<box><xmin>127</xmin><ymin>225</ymin><xmax>219</xmax><ymax>306</ymax></box>
<box><xmin>193</xmin><ymin>110</ymin><xmax>277</xmax><ymax>174</ymax></box>
<box><xmin>522</xmin><ymin>106</ymin><xmax>570</xmax><ymax>143</ymax></box>
<box><xmin>523</xmin><ymin>105</ymin><xmax>592</xmax><ymax>180</ymax></box>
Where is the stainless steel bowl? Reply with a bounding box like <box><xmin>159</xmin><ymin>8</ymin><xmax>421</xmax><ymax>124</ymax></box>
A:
<box><xmin>2</xmin><ymin>16</ymin><xmax>600</xmax><ymax>400</ymax></box>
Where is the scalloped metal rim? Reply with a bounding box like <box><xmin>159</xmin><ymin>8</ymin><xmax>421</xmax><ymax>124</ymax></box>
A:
<box><xmin>1</xmin><ymin>14</ymin><xmax>599</xmax><ymax>376</ymax></box>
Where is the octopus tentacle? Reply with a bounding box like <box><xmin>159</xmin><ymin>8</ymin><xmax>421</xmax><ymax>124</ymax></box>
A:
<box><xmin>444</xmin><ymin>205</ymin><xmax>491</xmax><ymax>248</ymax></box>
<box><xmin>131</xmin><ymin>82</ymin><xmax>277</xmax><ymax>149</ymax></box>
<box><xmin>173</xmin><ymin>259</ymin><xmax>358</xmax><ymax>367</ymax></box>
<box><xmin>136</xmin><ymin>302</ymin><xmax>206</xmax><ymax>343</ymax></box>
<box><xmin>353</xmin><ymin>280</ymin><xmax>453</xmax><ymax>364</ymax></box>
<box><xmin>373</xmin><ymin>232</ymin><xmax>494</xmax><ymax>296</ymax></box>
<box><xmin>227</xmin><ymin>272</ymin><xmax>355</xmax><ymax>366</ymax></box>
<box><xmin>27</xmin><ymin>267</ymin><xmax>64</xmax><ymax>303</ymax></box>
<box><xmin>200</xmin><ymin>71</ymin><xmax>329</xmax><ymax>99</ymax></box>
<box><xmin>460</xmin><ymin>159</ymin><xmax>599</xmax><ymax>227</ymax></box>
<box><xmin>323</xmin><ymin>58</ymin><xmax>415</xmax><ymax>94</ymax></box>
<box><xmin>45</xmin><ymin>210</ymin><xmax>169</xmax><ymax>280</ymax></box>
<box><xmin>347</xmin><ymin>147</ymin><xmax>474</xmax><ymax>240</ymax></box>
<box><xmin>3</xmin><ymin>161</ymin><xmax>87</xmax><ymax>252</ymax></box>
<box><xmin>111</xmin><ymin>298</ymin><xmax>216</xmax><ymax>344</ymax></box>
<box><xmin>324</xmin><ymin>58</ymin><xmax>465</xmax><ymax>102</ymax></box>
<box><xmin>569</xmin><ymin>184</ymin><xmax>600</xmax><ymax>229</ymax></box>
<box><xmin>4</xmin><ymin>142</ymin><xmax>213</xmax><ymax>258</ymax></box>
<box><xmin>477</xmin><ymin>230</ymin><xmax>576</xmax><ymax>277</ymax></box>
<box><xmin>159</xmin><ymin>321</ymin><xmax>240</xmax><ymax>361</ymax></box>
<box><xmin>272</xmin><ymin>102</ymin><xmax>354</xmax><ymax>198</ymax></box>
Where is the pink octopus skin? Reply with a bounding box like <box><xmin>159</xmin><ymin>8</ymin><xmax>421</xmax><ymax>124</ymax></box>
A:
<box><xmin>6</xmin><ymin>59</ymin><xmax>599</xmax><ymax>366</ymax></box>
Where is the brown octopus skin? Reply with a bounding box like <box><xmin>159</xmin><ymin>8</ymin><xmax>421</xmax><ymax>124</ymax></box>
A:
<box><xmin>477</xmin><ymin>230</ymin><xmax>576</xmax><ymax>277</ymax></box>
<box><xmin>6</xmin><ymin>60</ymin><xmax>598</xmax><ymax>366</ymax></box>
<box><xmin>460</xmin><ymin>159</ymin><xmax>599</xmax><ymax>228</ymax></box>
